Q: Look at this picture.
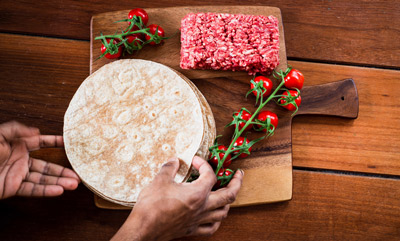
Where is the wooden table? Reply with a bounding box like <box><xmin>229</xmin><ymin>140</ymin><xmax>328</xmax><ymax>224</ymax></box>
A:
<box><xmin>0</xmin><ymin>1</ymin><xmax>399</xmax><ymax>240</ymax></box>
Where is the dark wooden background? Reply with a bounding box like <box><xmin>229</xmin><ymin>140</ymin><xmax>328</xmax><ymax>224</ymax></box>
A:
<box><xmin>0</xmin><ymin>0</ymin><xmax>399</xmax><ymax>240</ymax></box>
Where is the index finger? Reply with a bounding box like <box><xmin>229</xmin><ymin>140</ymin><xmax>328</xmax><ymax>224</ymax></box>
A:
<box><xmin>24</xmin><ymin>135</ymin><xmax>64</xmax><ymax>151</ymax></box>
<box><xmin>0</xmin><ymin>121</ymin><xmax>39</xmax><ymax>141</ymax></box>
<box><xmin>205</xmin><ymin>169</ymin><xmax>244</xmax><ymax>210</ymax></box>
<box><xmin>191</xmin><ymin>156</ymin><xmax>217</xmax><ymax>191</ymax></box>
<box><xmin>39</xmin><ymin>135</ymin><xmax>64</xmax><ymax>148</ymax></box>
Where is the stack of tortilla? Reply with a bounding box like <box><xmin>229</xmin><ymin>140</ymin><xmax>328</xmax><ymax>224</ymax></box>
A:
<box><xmin>63</xmin><ymin>59</ymin><xmax>216</xmax><ymax>206</ymax></box>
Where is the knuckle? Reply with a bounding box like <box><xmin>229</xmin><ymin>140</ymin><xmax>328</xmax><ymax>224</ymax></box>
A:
<box><xmin>185</xmin><ymin>226</ymin><xmax>196</xmax><ymax>236</ymax></box>
<box><xmin>188</xmin><ymin>193</ymin><xmax>205</xmax><ymax>210</ymax></box>
<box><xmin>190</xmin><ymin>191</ymin><xmax>203</xmax><ymax>202</ymax></box>
<box><xmin>188</xmin><ymin>202</ymin><xmax>199</xmax><ymax>211</ymax></box>
<box><xmin>194</xmin><ymin>188</ymin><xmax>208</xmax><ymax>200</ymax></box>
<box><xmin>39</xmin><ymin>175</ymin><xmax>48</xmax><ymax>184</ymax></box>
<box><xmin>225</xmin><ymin>191</ymin><xmax>236</xmax><ymax>204</ymax></box>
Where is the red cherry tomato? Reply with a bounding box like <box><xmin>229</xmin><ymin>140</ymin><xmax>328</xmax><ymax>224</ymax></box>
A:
<box><xmin>126</xmin><ymin>33</ymin><xmax>142</xmax><ymax>47</ymax></box>
<box><xmin>208</xmin><ymin>145</ymin><xmax>232</xmax><ymax>168</ymax></box>
<box><xmin>232</xmin><ymin>137</ymin><xmax>251</xmax><ymax>158</ymax></box>
<box><xmin>214</xmin><ymin>168</ymin><xmax>234</xmax><ymax>189</ymax></box>
<box><xmin>284</xmin><ymin>69</ymin><xmax>304</xmax><ymax>90</ymax></box>
<box><xmin>251</xmin><ymin>76</ymin><xmax>273</xmax><ymax>97</ymax></box>
<box><xmin>100</xmin><ymin>39</ymin><xmax>123</xmax><ymax>59</ymax></box>
<box><xmin>128</xmin><ymin>8</ymin><xmax>149</xmax><ymax>26</ymax></box>
<box><xmin>256</xmin><ymin>111</ymin><xmax>278</xmax><ymax>132</ymax></box>
<box><xmin>280</xmin><ymin>90</ymin><xmax>302</xmax><ymax>111</ymax></box>
<box><xmin>145</xmin><ymin>24</ymin><xmax>165</xmax><ymax>45</ymax></box>
<box><xmin>233</xmin><ymin>110</ymin><xmax>253</xmax><ymax>131</ymax></box>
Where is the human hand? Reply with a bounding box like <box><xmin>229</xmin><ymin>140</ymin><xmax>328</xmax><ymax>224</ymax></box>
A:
<box><xmin>113</xmin><ymin>156</ymin><xmax>243</xmax><ymax>241</ymax></box>
<box><xmin>0</xmin><ymin>121</ymin><xmax>80</xmax><ymax>199</ymax></box>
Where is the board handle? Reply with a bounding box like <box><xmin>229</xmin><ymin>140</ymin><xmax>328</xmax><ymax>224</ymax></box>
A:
<box><xmin>295</xmin><ymin>78</ymin><xmax>359</xmax><ymax>118</ymax></box>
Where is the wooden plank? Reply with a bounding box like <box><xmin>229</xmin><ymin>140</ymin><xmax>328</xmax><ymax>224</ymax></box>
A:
<box><xmin>1</xmin><ymin>170</ymin><xmax>399</xmax><ymax>240</ymax></box>
<box><xmin>1</xmin><ymin>1</ymin><xmax>399</xmax><ymax>68</ymax></box>
<box><xmin>290</xmin><ymin>61</ymin><xmax>400</xmax><ymax>176</ymax></box>
<box><xmin>181</xmin><ymin>171</ymin><xmax>400</xmax><ymax>241</ymax></box>
<box><xmin>0</xmin><ymin>34</ymin><xmax>89</xmax><ymax>134</ymax></box>
<box><xmin>0</xmin><ymin>33</ymin><xmax>399</xmax><ymax>177</ymax></box>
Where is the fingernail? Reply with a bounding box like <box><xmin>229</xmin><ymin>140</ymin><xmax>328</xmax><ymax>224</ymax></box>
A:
<box><xmin>163</xmin><ymin>157</ymin><xmax>178</xmax><ymax>167</ymax></box>
<box><xmin>168</xmin><ymin>157</ymin><xmax>178</xmax><ymax>162</ymax></box>
<box><xmin>239</xmin><ymin>169</ymin><xmax>244</xmax><ymax>176</ymax></box>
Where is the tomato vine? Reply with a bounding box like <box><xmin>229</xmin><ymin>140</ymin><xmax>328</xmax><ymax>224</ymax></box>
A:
<box><xmin>95</xmin><ymin>8</ymin><xmax>169</xmax><ymax>60</ymax></box>
<box><xmin>208</xmin><ymin>67</ymin><xmax>304</xmax><ymax>189</ymax></box>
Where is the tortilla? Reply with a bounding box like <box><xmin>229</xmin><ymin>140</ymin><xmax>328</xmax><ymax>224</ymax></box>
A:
<box><xmin>170</xmin><ymin>67</ymin><xmax>216</xmax><ymax>159</ymax></box>
<box><xmin>64</xmin><ymin>59</ymin><xmax>209</xmax><ymax>203</ymax></box>
<box><xmin>91</xmin><ymin>80</ymin><xmax>217</xmax><ymax>207</ymax></box>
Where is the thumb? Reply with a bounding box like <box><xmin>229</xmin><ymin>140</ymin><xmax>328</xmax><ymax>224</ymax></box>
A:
<box><xmin>191</xmin><ymin>156</ymin><xmax>216</xmax><ymax>190</ymax></box>
<box><xmin>158</xmin><ymin>157</ymin><xmax>180</xmax><ymax>180</ymax></box>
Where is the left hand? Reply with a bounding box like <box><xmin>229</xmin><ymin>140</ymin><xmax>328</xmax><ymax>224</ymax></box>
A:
<box><xmin>0</xmin><ymin>121</ymin><xmax>80</xmax><ymax>199</ymax></box>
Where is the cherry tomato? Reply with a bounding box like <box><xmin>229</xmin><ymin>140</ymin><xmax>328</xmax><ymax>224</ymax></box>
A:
<box><xmin>214</xmin><ymin>168</ymin><xmax>234</xmax><ymax>189</ymax></box>
<box><xmin>100</xmin><ymin>39</ymin><xmax>123</xmax><ymax>59</ymax></box>
<box><xmin>256</xmin><ymin>111</ymin><xmax>278</xmax><ymax>132</ymax></box>
<box><xmin>280</xmin><ymin>90</ymin><xmax>301</xmax><ymax>111</ymax></box>
<box><xmin>145</xmin><ymin>24</ymin><xmax>165</xmax><ymax>45</ymax></box>
<box><xmin>251</xmin><ymin>76</ymin><xmax>273</xmax><ymax>97</ymax></box>
<box><xmin>208</xmin><ymin>145</ymin><xmax>232</xmax><ymax>168</ymax></box>
<box><xmin>284</xmin><ymin>69</ymin><xmax>304</xmax><ymax>90</ymax></box>
<box><xmin>232</xmin><ymin>137</ymin><xmax>251</xmax><ymax>158</ymax></box>
<box><xmin>233</xmin><ymin>110</ymin><xmax>253</xmax><ymax>131</ymax></box>
<box><xmin>126</xmin><ymin>33</ymin><xmax>142</xmax><ymax>47</ymax></box>
<box><xmin>128</xmin><ymin>8</ymin><xmax>149</xmax><ymax>26</ymax></box>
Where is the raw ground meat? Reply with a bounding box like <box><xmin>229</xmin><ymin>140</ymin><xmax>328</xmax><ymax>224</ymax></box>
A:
<box><xmin>180</xmin><ymin>12</ymin><xmax>280</xmax><ymax>75</ymax></box>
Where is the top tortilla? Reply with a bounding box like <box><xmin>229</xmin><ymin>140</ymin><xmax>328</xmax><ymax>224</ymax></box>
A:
<box><xmin>63</xmin><ymin>59</ymin><xmax>205</xmax><ymax>203</ymax></box>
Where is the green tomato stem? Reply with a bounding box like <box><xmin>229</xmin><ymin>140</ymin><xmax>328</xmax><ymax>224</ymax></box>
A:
<box><xmin>214</xmin><ymin>76</ymin><xmax>286</xmax><ymax>175</ymax></box>
<box><xmin>95</xmin><ymin>29</ymin><xmax>150</xmax><ymax>41</ymax></box>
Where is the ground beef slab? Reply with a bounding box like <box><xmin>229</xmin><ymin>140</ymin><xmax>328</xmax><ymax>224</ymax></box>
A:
<box><xmin>180</xmin><ymin>12</ymin><xmax>280</xmax><ymax>75</ymax></box>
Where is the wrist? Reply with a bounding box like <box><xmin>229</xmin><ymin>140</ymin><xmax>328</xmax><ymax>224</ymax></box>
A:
<box><xmin>112</xmin><ymin>208</ymin><xmax>153</xmax><ymax>241</ymax></box>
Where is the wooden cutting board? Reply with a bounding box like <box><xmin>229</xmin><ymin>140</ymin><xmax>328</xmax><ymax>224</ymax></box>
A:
<box><xmin>89</xmin><ymin>6</ymin><xmax>359</xmax><ymax>209</ymax></box>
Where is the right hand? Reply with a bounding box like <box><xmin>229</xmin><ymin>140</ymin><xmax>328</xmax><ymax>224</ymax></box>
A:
<box><xmin>113</xmin><ymin>156</ymin><xmax>244</xmax><ymax>241</ymax></box>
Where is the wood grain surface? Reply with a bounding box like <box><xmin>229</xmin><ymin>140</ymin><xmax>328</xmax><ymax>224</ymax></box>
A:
<box><xmin>1</xmin><ymin>33</ymin><xmax>399</xmax><ymax>176</ymax></box>
<box><xmin>0</xmin><ymin>0</ymin><xmax>400</xmax><ymax>237</ymax></box>
<box><xmin>1</xmin><ymin>1</ymin><xmax>399</xmax><ymax>68</ymax></box>
<box><xmin>296</xmin><ymin>79</ymin><xmax>358</xmax><ymax>118</ymax></box>
<box><xmin>1</xmin><ymin>170</ymin><xmax>399</xmax><ymax>240</ymax></box>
